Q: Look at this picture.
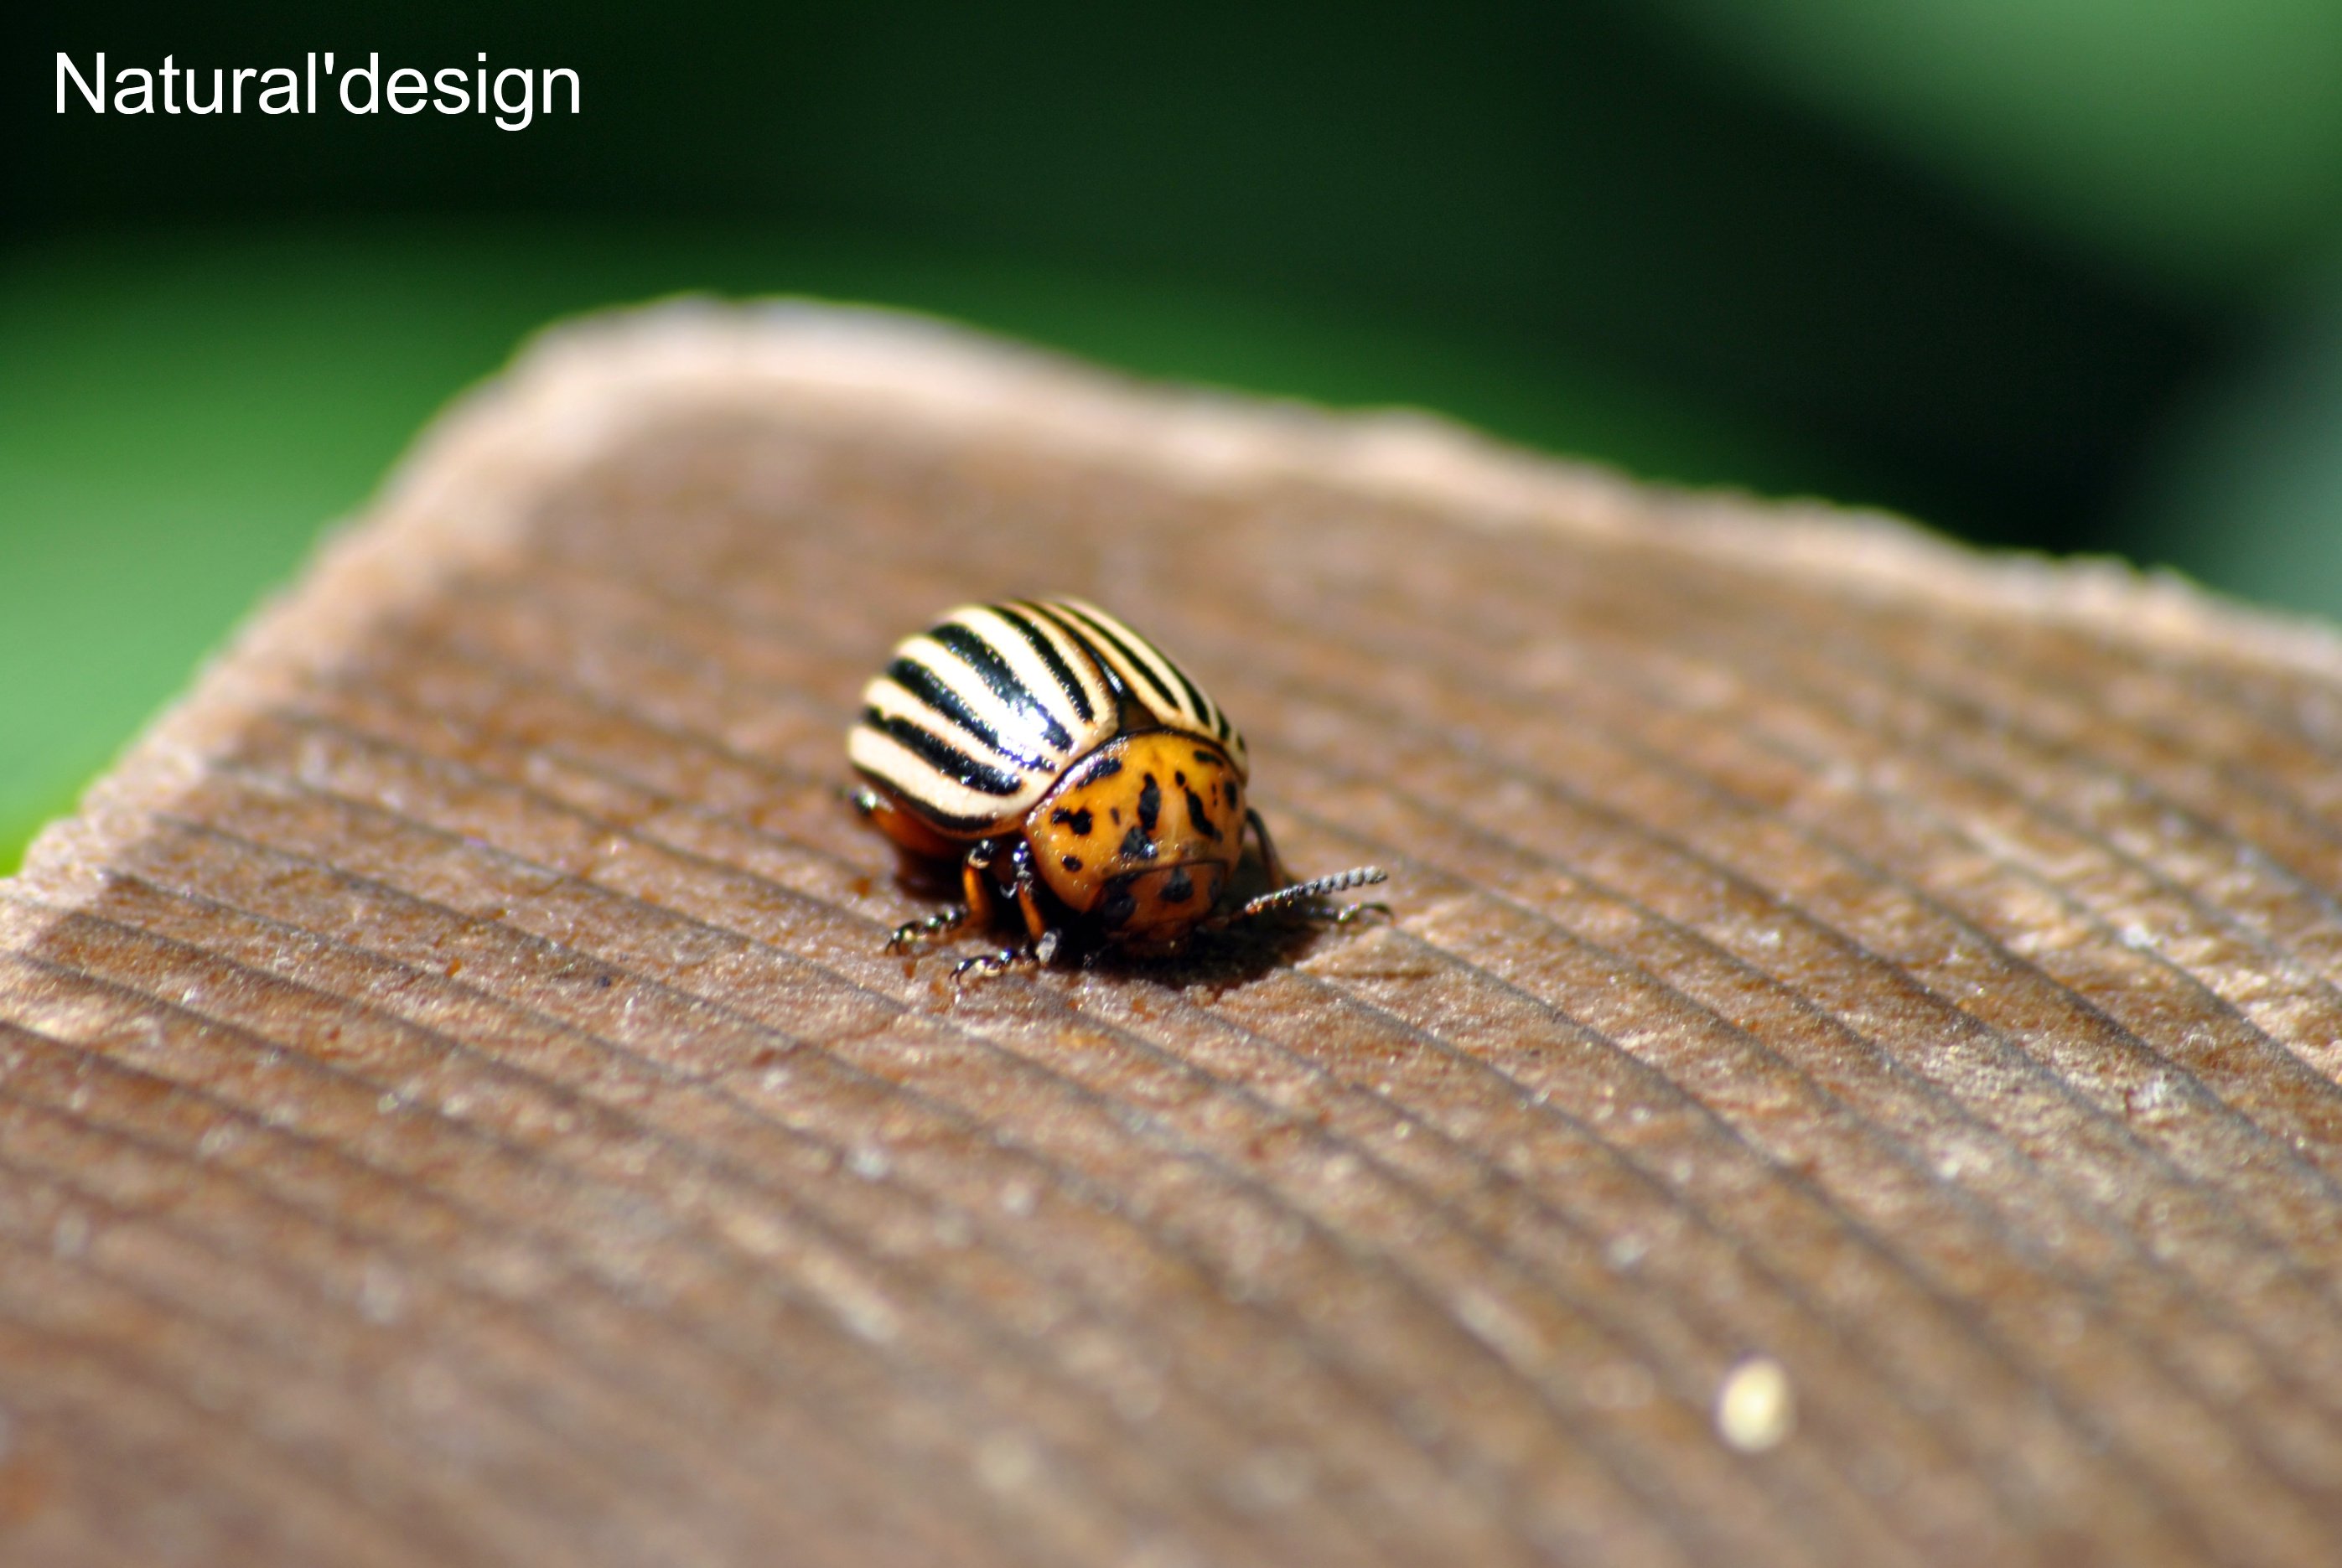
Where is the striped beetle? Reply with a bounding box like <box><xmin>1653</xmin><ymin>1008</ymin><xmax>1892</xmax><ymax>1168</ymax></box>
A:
<box><xmin>849</xmin><ymin>598</ymin><xmax>1387</xmax><ymax>980</ymax></box>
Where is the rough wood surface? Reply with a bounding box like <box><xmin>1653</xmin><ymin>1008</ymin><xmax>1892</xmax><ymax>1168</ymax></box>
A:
<box><xmin>7</xmin><ymin>303</ymin><xmax>2342</xmax><ymax>1566</ymax></box>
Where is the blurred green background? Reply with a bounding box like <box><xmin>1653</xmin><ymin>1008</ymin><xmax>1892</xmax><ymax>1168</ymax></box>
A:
<box><xmin>11</xmin><ymin>0</ymin><xmax>2342</xmax><ymax>872</ymax></box>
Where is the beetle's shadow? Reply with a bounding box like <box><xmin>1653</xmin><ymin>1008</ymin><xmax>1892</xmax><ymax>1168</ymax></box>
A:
<box><xmin>1052</xmin><ymin>854</ymin><xmax>1381</xmax><ymax>993</ymax></box>
<box><xmin>1075</xmin><ymin>913</ymin><xmax>1370</xmax><ymax>992</ymax></box>
<box><xmin>881</xmin><ymin>846</ymin><xmax>1381</xmax><ymax>995</ymax></box>
<box><xmin>888</xmin><ymin>855</ymin><xmax>966</xmax><ymax>903</ymax></box>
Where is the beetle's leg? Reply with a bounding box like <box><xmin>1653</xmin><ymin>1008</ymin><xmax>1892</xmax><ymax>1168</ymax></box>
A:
<box><xmin>952</xmin><ymin>944</ymin><xmax>1039</xmax><ymax>986</ymax></box>
<box><xmin>1231</xmin><ymin>809</ymin><xmax>1387</xmax><ymax>927</ymax></box>
<box><xmin>949</xmin><ymin>845</ymin><xmax>1066</xmax><ymax>986</ymax></box>
<box><xmin>889</xmin><ymin>905</ymin><xmax>969</xmax><ymax>953</ymax></box>
<box><xmin>888</xmin><ymin>841</ymin><xmax>1002</xmax><ymax>954</ymax></box>
<box><xmin>1221</xmin><ymin>865</ymin><xmax>1390</xmax><ymax>928</ymax></box>
<box><xmin>960</xmin><ymin>840</ymin><xmax>1004</xmax><ymax>919</ymax></box>
<box><xmin>1245</xmin><ymin>807</ymin><xmax>1295</xmax><ymax>890</ymax></box>
<box><xmin>1005</xmin><ymin>840</ymin><xmax>1054</xmax><ymax>944</ymax></box>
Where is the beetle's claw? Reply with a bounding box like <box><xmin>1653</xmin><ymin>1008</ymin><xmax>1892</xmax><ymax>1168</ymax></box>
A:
<box><xmin>888</xmin><ymin>906</ymin><xmax>970</xmax><ymax>955</ymax></box>
<box><xmin>951</xmin><ymin>945</ymin><xmax>1034</xmax><ymax>987</ymax></box>
<box><xmin>1330</xmin><ymin>900</ymin><xmax>1393</xmax><ymax>926</ymax></box>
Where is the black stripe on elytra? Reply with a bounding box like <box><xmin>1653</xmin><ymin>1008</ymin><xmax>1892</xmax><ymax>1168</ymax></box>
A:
<box><xmin>885</xmin><ymin>658</ymin><xmax>1049</xmax><ymax>770</ymax></box>
<box><xmin>1030</xmin><ymin>603</ymin><xmax>1129</xmax><ymax>706</ymax></box>
<box><xmin>997</xmin><ymin>603</ymin><xmax>1096</xmax><ymax>726</ymax></box>
<box><xmin>861</xmin><ymin>710</ymin><xmax>1025</xmax><ymax>795</ymax></box>
<box><xmin>852</xmin><ymin>770</ymin><xmax>1003</xmax><ymax>834</ymax></box>
<box><xmin>1160</xmin><ymin>641</ymin><xmax>1215</xmax><ymax>733</ymax></box>
<box><xmin>1054</xmin><ymin>603</ymin><xmax>1183</xmax><ymax>713</ymax></box>
<box><xmin>934</xmin><ymin>622</ymin><xmax>1075</xmax><ymax>753</ymax></box>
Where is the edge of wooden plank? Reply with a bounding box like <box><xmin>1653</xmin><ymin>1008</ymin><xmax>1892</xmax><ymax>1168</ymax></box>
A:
<box><xmin>11</xmin><ymin>295</ymin><xmax>2338</xmax><ymax>928</ymax></box>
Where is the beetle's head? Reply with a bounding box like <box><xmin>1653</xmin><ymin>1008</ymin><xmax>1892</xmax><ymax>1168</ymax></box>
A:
<box><xmin>1028</xmin><ymin>730</ymin><xmax>1248</xmax><ymax>950</ymax></box>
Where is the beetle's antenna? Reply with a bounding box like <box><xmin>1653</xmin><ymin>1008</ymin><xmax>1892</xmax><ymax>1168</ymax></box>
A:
<box><xmin>1226</xmin><ymin>866</ymin><xmax>1388</xmax><ymax>925</ymax></box>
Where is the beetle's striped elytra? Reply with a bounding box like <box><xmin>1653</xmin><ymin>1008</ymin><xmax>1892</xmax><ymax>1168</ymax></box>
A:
<box><xmin>848</xmin><ymin>598</ymin><xmax>1386</xmax><ymax>979</ymax></box>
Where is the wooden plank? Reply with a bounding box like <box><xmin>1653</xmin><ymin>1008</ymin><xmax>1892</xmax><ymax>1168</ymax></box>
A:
<box><xmin>5</xmin><ymin>302</ymin><xmax>2342</xmax><ymax>1565</ymax></box>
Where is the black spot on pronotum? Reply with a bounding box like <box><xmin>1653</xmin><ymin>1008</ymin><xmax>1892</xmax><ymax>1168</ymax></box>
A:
<box><xmin>1119</xmin><ymin>825</ymin><xmax>1155</xmax><ymax>861</ymax></box>
<box><xmin>1100</xmin><ymin>881</ymin><xmax>1138</xmax><ymax>928</ymax></box>
<box><xmin>1049</xmin><ymin>806</ymin><xmax>1095</xmax><ymax>836</ymax></box>
<box><xmin>1184</xmin><ymin>788</ymin><xmax>1219</xmax><ymax>839</ymax></box>
<box><xmin>1193</xmin><ymin>748</ymin><xmax>1216</xmax><ymax>766</ymax></box>
<box><xmin>1075</xmin><ymin>755</ymin><xmax>1123</xmax><ymax>789</ymax></box>
<box><xmin>1137</xmin><ymin>774</ymin><xmax>1162</xmax><ymax>832</ymax></box>
<box><xmin>1061</xmin><ymin>854</ymin><xmax>1084</xmax><ymax>873</ymax></box>
<box><xmin>1174</xmin><ymin>771</ymin><xmax>1186</xmax><ymax>786</ymax></box>
<box><xmin>1162</xmin><ymin>867</ymin><xmax>1194</xmax><ymax>904</ymax></box>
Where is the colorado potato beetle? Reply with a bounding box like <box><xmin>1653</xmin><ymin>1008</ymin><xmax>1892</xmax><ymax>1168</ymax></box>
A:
<box><xmin>848</xmin><ymin>598</ymin><xmax>1387</xmax><ymax>980</ymax></box>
